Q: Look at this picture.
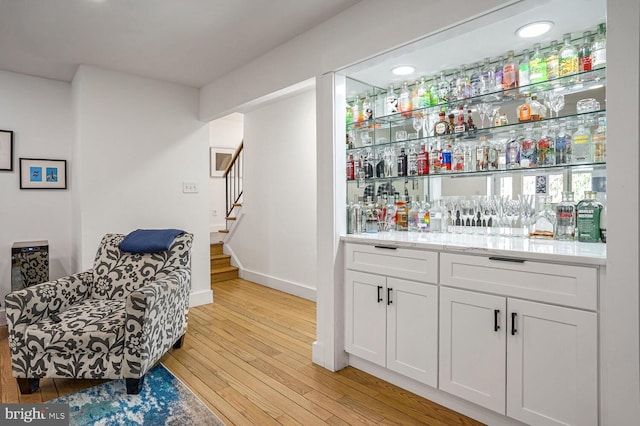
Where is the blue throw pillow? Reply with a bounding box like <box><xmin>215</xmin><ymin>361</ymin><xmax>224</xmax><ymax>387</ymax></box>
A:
<box><xmin>118</xmin><ymin>229</ymin><xmax>186</xmax><ymax>253</ymax></box>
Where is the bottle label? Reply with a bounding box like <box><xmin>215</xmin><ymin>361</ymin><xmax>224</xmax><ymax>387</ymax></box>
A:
<box><xmin>529</xmin><ymin>59</ymin><xmax>547</xmax><ymax>83</ymax></box>
<box><xmin>519</xmin><ymin>104</ymin><xmax>531</xmax><ymax>121</ymax></box>
<box><xmin>592</xmin><ymin>49</ymin><xmax>606</xmax><ymax>66</ymax></box>
<box><xmin>573</xmin><ymin>134</ymin><xmax>589</xmax><ymax>145</ymax></box>
<box><xmin>434</xmin><ymin>121</ymin><xmax>448</xmax><ymax>136</ymax></box>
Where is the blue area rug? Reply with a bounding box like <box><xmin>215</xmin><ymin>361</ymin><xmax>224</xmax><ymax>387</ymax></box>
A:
<box><xmin>51</xmin><ymin>364</ymin><xmax>224</xmax><ymax>425</ymax></box>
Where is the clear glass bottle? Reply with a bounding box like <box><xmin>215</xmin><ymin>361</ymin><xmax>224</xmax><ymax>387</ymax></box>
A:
<box><xmin>480</xmin><ymin>57</ymin><xmax>495</xmax><ymax>94</ymax></box>
<box><xmin>362</xmin><ymin>92</ymin><xmax>374</xmax><ymax>121</ymax></box>
<box><xmin>429</xmin><ymin>199</ymin><xmax>444</xmax><ymax>232</ymax></box>
<box><xmin>456</xmin><ymin>64</ymin><xmax>471</xmax><ymax>99</ymax></box>
<box><xmin>363</xmin><ymin>197</ymin><xmax>379</xmax><ymax>233</ymax></box>
<box><xmin>519</xmin><ymin>48</ymin><xmax>531</xmax><ymax>91</ymax></box>
<box><xmin>530</xmin><ymin>195</ymin><xmax>556</xmax><ymax>239</ymax></box>
<box><xmin>420</xmin><ymin>196</ymin><xmax>431</xmax><ymax>233</ymax></box>
<box><xmin>494</xmin><ymin>55</ymin><xmax>505</xmax><ymax>92</ymax></box>
<box><xmin>398</xmin><ymin>81</ymin><xmax>412</xmax><ymax>116</ymax></box>
<box><xmin>349</xmin><ymin>195</ymin><xmax>363</xmax><ymax>234</ymax></box>
<box><xmin>555</xmin><ymin>121</ymin><xmax>571</xmax><ymax>164</ymax></box>
<box><xmin>530</xmin><ymin>94</ymin><xmax>547</xmax><ymax>120</ymax></box>
<box><xmin>593</xmin><ymin>116</ymin><xmax>606</xmax><ymax>162</ymax></box>
<box><xmin>591</xmin><ymin>23</ymin><xmax>606</xmax><ymax>69</ymax></box>
<box><xmin>559</xmin><ymin>32</ymin><xmax>579</xmax><ymax>77</ymax></box>
<box><xmin>470</xmin><ymin>62</ymin><xmax>483</xmax><ymax>97</ymax></box>
<box><xmin>397</xmin><ymin>145</ymin><xmax>408</xmax><ymax>176</ymax></box>
<box><xmin>537</xmin><ymin>124</ymin><xmax>555</xmax><ymax>166</ymax></box>
<box><xmin>385</xmin><ymin>196</ymin><xmax>397</xmax><ymax>231</ymax></box>
<box><xmin>546</xmin><ymin>40</ymin><xmax>560</xmax><ymax>80</ymax></box>
<box><xmin>395</xmin><ymin>197</ymin><xmax>409</xmax><ymax>231</ymax></box>
<box><xmin>555</xmin><ymin>191</ymin><xmax>577</xmax><ymax>240</ymax></box>
<box><xmin>417</xmin><ymin>77</ymin><xmax>429</xmax><ymax>108</ymax></box>
<box><xmin>452</xmin><ymin>142</ymin><xmax>465</xmax><ymax>172</ymax></box>
<box><xmin>529</xmin><ymin>42</ymin><xmax>548</xmax><ymax>83</ymax></box>
<box><xmin>407</xmin><ymin>196</ymin><xmax>420</xmax><ymax>232</ymax></box>
<box><xmin>437</xmin><ymin>71</ymin><xmax>450</xmax><ymax>105</ymax></box>
<box><xmin>503</xmin><ymin>50</ymin><xmax>519</xmax><ymax>90</ymax></box>
<box><xmin>520</xmin><ymin>127</ymin><xmax>537</xmax><ymax>168</ymax></box>
<box><xmin>505</xmin><ymin>129</ymin><xmax>521</xmax><ymax>169</ymax></box>
<box><xmin>572</xmin><ymin>118</ymin><xmax>593</xmax><ymax>163</ymax></box>
<box><xmin>352</xmin><ymin>96</ymin><xmax>362</xmax><ymax>123</ymax></box>
<box><xmin>476</xmin><ymin>136</ymin><xmax>489</xmax><ymax>171</ymax></box>
<box><xmin>578</xmin><ymin>30</ymin><xmax>593</xmax><ymax>72</ymax></box>
<box><xmin>429</xmin><ymin>139</ymin><xmax>441</xmax><ymax>174</ymax></box>
<box><xmin>464</xmin><ymin>142</ymin><xmax>476</xmax><ymax>171</ymax></box>
<box><xmin>385</xmin><ymin>84</ymin><xmax>398</xmax><ymax>115</ymax></box>
<box><xmin>417</xmin><ymin>143</ymin><xmax>429</xmax><ymax>175</ymax></box>
<box><xmin>428</xmin><ymin>76</ymin><xmax>439</xmax><ymax>106</ymax></box>
<box><xmin>576</xmin><ymin>191</ymin><xmax>603</xmax><ymax>242</ymax></box>
<box><xmin>518</xmin><ymin>93</ymin><xmax>533</xmax><ymax>122</ymax></box>
<box><xmin>408</xmin><ymin>143</ymin><xmax>418</xmax><ymax>176</ymax></box>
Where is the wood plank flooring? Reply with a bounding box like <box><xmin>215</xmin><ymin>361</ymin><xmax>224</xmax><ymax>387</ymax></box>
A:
<box><xmin>1</xmin><ymin>278</ymin><xmax>484</xmax><ymax>425</ymax></box>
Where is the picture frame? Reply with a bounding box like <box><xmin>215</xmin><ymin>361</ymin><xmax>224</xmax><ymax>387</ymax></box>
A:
<box><xmin>19</xmin><ymin>158</ymin><xmax>67</xmax><ymax>189</ymax></box>
<box><xmin>210</xmin><ymin>147</ymin><xmax>234</xmax><ymax>178</ymax></box>
<box><xmin>0</xmin><ymin>129</ymin><xmax>14</xmax><ymax>171</ymax></box>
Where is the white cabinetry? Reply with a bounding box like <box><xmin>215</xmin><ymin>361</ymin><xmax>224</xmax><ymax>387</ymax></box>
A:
<box><xmin>439</xmin><ymin>254</ymin><xmax>598</xmax><ymax>426</ymax></box>
<box><xmin>344</xmin><ymin>244</ymin><xmax>438</xmax><ymax>387</ymax></box>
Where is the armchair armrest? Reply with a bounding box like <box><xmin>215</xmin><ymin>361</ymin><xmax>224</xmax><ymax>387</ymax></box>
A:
<box><xmin>123</xmin><ymin>268</ymin><xmax>190</xmax><ymax>378</ymax></box>
<box><xmin>4</xmin><ymin>270</ymin><xmax>93</xmax><ymax>377</ymax></box>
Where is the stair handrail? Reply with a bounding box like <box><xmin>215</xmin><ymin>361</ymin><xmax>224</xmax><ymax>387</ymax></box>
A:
<box><xmin>224</xmin><ymin>140</ymin><xmax>243</xmax><ymax>220</ymax></box>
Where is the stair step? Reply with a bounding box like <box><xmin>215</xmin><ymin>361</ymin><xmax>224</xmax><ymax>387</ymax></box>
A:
<box><xmin>226</xmin><ymin>216</ymin><xmax>237</xmax><ymax>221</ymax></box>
<box><xmin>211</xmin><ymin>253</ymin><xmax>232</xmax><ymax>268</ymax></box>
<box><xmin>211</xmin><ymin>266</ymin><xmax>239</xmax><ymax>282</ymax></box>
<box><xmin>210</xmin><ymin>242</ymin><xmax>224</xmax><ymax>255</ymax></box>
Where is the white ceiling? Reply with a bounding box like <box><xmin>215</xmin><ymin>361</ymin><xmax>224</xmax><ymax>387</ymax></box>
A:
<box><xmin>0</xmin><ymin>0</ymin><xmax>360</xmax><ymax>88</ymax></box>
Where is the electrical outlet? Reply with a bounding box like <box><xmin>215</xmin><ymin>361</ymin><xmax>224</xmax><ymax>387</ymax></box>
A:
<box><xmin>182</xmin><ymin>182</ymin><xmax>199</xmax><ymax>193</ymax></box>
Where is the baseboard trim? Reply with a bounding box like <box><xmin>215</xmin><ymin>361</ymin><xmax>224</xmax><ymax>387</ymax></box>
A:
<box><xmin>240</xmin><ymin>269</ymin><xmax>316</xmax><ymax>302</ymax></box>
<box><xmin>189</xmin><ymin>289</ymin><xmax>213</xmax><ymax>307</ymax></box>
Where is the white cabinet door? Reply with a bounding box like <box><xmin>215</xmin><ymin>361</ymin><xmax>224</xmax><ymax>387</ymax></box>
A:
<box><xmin>345</xmin><ymin>270</ymin><xmax>386</xmax><ymax>366</ymax></box>
<box><xmin>507</xmin><ymin>299</ymin><xmax>598</xmax><ymax>426</ymax></box>
<box><xmin>439</xmin><ymin>287</ymin><xmax>507</xmax><ymax>414</ymax></box>
<box><xmin>386</xmin><ymin>277</ymin><xmax>438</xmax><ymax>387</ymax></box>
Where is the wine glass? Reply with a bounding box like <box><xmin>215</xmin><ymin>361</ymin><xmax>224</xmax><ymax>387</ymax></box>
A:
<box><xmin>477</xmin><ymin>102</ymin><xmax>492</xmax><ymax>128</ymax></box>
<box><xmin>545</xmin><ymin>92</ymin><xmax>565</xmax><ymax>118</ymax></box>
<box><xmin>412</xmin><ymin>115</ymin><xmax>424</xmax><ymax>139</ymax></box>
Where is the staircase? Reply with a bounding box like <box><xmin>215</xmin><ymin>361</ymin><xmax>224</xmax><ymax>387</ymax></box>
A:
<box><xmin>210</xmin><ymin>242</ymin><xmax>238</xmax><ymax>283</ymax></box>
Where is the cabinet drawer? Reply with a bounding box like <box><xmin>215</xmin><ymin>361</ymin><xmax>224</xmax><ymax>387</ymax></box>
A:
<box><xmin>440</xmin><ymin>253</ymin><xmax>597</xmax><ymax>310</ymax></box>
<box><xmin>345</xmin><ymin>243</ymin><xmax>438</xmax><ymax>283</ymax></box>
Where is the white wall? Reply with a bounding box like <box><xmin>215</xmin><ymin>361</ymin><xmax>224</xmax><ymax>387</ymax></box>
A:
<box><xmin>209</xmin><ymin>113</ymin><xmax>243</xmax><ymax>232</ymax></box>
<box><xmin>0</xmin><ymin>70</ymin><xmax>73</xmax><ymax>325</ymax></box>
<box><xmin>71</xmin><ymin>65</ymin><xmax>212</xmax><ymax>306</ymax></box>
<box><xmin>225</xmin><ymin>89</ymin><xmax>317</xmax><ymax>300</ymax></box>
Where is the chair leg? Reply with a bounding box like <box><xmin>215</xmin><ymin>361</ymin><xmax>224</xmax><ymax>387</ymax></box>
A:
<box><xmin>17</xmin><ymin>378</ymin><xmax>40</xmax><ymax>394</ymax></box>
<box><xmin>173</xmin><ymin>334</ymin><xmax>185</xmax><ymax>349</ymax></box>
<box><xmin>126</xmin><ymin>376</ymin><xmax>145</xmax><ymax>395</ymax></box>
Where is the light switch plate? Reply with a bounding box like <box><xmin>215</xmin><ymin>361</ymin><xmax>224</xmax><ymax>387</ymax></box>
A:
<box><xmin>182</xmin><ymin>182</ymin><xmax>199</xmax><ymax>193</ymax></box>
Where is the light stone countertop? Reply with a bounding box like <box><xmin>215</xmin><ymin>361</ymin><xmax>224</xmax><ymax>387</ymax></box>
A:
<box><xmin>341</xmin><ymin>231</ymin><xmax>607</xmax><ymax>266</ymax></box>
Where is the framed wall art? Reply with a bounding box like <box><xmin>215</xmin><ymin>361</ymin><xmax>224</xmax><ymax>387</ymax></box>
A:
<box><xmin>0</xmin><ymin>129</ymin><xmax>14</xmax><ymax>171</ymax></box>
<box><xmin>19</xmin><ymin>158</ymin><xmax>67</xmax><ymax>189</ymax></box>
<box><xmin>210</xmin><ymin>147</ymin><xmax>234</xmax><ymax>178</ymax></box>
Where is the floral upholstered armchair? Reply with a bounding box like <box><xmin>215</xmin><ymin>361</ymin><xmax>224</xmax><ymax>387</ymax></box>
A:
<box><xmin>4</xmin><ymin>231</ymin><xmax>192</xmax><ymax>395</ymax></box>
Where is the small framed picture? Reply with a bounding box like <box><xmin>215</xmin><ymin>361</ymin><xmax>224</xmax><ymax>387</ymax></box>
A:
<box><xmin>0</xmin><ymin>130</ymin><xmax>14</xmax><ymax>171</ymax></box>
<box><xmin>210</xmin><ymin>147</ymin><xmax>234</xmax><ymax>178</ymax></box>
<box><xmin>19</xmin><ymin>158</ymin><xmax>67</xmax><ymax>189</ymax></box>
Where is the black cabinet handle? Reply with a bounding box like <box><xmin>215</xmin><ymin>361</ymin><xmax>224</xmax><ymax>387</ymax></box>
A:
<box><xmin>511</xmin><ymin>312</ymin><xmax>518</xmax><ymax>335</ymax></box>
<box><xmin>489</xmin><ymin>256</ymin><xmax>526</xmax><ymax>263</ymax></box>
<box><xmin>374</xmin><ymin>245</ymin><xmax>397</xmax><ymax>250</ymax></box>
<box><xmin>377</xmin><ymin>286</ymin><xmax>383</xmax><ymax>303</ymax></box>
<box><xmin>494</xmin><ymin>309</ymin><xmax>500</xmax><ymax>332</ymax></box>
<box><xmin>387</xmin><ymin>288</ymin><xmax>393</xmax><ymax>305</ymax></box>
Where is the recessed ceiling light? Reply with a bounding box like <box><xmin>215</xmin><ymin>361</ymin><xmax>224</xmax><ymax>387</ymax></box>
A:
<box><xmin>516</xmin><ymin>21</ymin><xmax>554</xmax><ymax>38</ymax></box>
<box><xmin>392</xmin><ymin>65</ymin><xmax>415</xmax><ymax>76</ymax></box>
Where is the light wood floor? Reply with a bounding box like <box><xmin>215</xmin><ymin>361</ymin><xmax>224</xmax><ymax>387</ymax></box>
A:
<box><xmin>1</xmin><ymin>278</ymin><xmax>484</xmax><ymax>425</ymax></box>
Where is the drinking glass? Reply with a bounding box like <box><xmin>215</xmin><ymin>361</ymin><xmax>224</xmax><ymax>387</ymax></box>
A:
<box><xmin>396</xmin><ymin>130</ymin><xmax>408</xmax><ymax>141</ymax></box>
<box><xmin>477</xmin><ymin>102</ymin><xmax>492</xmax><ymax>128</ymax></box>
<box><xmin>545</xmin><ymin>92</ymin><xmax>565</xmax><ymax>118</ymax></box>
<box><xmin>412</xmin><ymin>116</ymin><xmax>424</xmax><ymax>139</ymax></box>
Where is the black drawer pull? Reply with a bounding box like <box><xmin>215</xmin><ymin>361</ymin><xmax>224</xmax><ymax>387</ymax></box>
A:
<box><xmin>374</xmin><ymin>245</ymin><xmax>397</xmax><ymax>250</ymax></box>
<box><xmin>377</xmin><ymin>286</ymin><xmax>383</xmax><ymax>303</ymax></box>
<box><xmin>494</xmin><ymin>309</ymin><xmax>500</xmax><ymax>332</ymax></box>
<box><xmin>387</xmin><ymin>288</ymin><xmax>393</xmax><ymax>305</ymax></box>
<box><xmin>511</xmin><ymin>312</ymin><xmax>518</xmax><ymax>335</ymax></box>
<box><xmin>489</xmin><ymin>256</ymin><xmax>526</xmax><ymax>263</ymax></box>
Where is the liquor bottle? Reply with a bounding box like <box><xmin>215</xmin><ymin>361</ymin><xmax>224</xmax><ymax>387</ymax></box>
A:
<box><xmin>447</xmin><ymin>113</ymin><xmax>456</xmax><ymax>134</ymax></box>
<box><xmin>363</xmin><ymin>150</ymin><xmax>374</xmax><ymax>178</ymax></box>
<box><xmin>591</xmin><ymin>23</ymin><xmax>606</xmax><ymax>69</ymax></box>
<box><xmin>417</xmin><ymin>77</ymin><xmax>429</xmax><ymax>108</ymax></box>
<box><xmin>572</xmin><ymin>118</ymin><xmax>593</xmax><ymax>163</ymax></box>
<box><xmin>494</xmin><ymin>56</ymin><xmax>504</xmax><ymax>92</ymax></box>
<box><xmin>440</xmin><ymin>141</ymin><xmax>452</xmax><ymax>172</ymax></box>
<box><xmin>487</xmin><ymin>139</ymin><xmax>499</xmax><ymax>171</ymax></box>
<box><xmin>346</xmin><ymin>101</ymin><xmax>354</xmax><ymax>125</ymax></box>
<box><xmin>476</xmin><ymin>136</ymin><xmax>489</xmax><ymax>171</ymax></box>
<box><xmin>576</xmin><ymin>191</ymin><xmax>603</xmax><ymax>242</ymax></box>
<box><xmin>530</xmin><ymin>195</ymin><xmax>555</xmax><ymax>239</ymax></box>
<box><xmin>437</xmin><ymin>71</ymin><xmax>450</xmax><ymax>105</ymax></box>
<box><xmin>467</xmin><ymin>110</ymin><xmax>477</xmax><ymax>133</ymax></box>
<box><xmin>559</xmin><ymin>33</ymin><xmax>579</xmax><ymax>77</ymax></box>
<box><xmin>505</xmin><ymin>129</ymin><xmax>521</xmax><ymax>169</ymax></box>
<box><xmin>429</xmin><ymin>199</ymin><xmax>444</xmax><ymax>232</ymax></box>
<box><xmin>530</xmin><ymin>94</ymin><xmax>547</xmax><ymax>120</ymax></box>
<box><xmin>453</xmin><ymin>106</ymin><xmax>468</xmax><ymax>133</ymax></box>
<box><xmin>398</xmin><ymin>81</ymin><xmax>412</xmax><ymax>117</ymax></box>
<box><xmin>452</xmin><ymin>142</ymin><xmax>465</xmax><ymax>172</ymax></box>
<box><xmin>456</xmin><ymin>65</ymin><xmax>471</xmax><ymax>99</ymax></box>
<box><xmin>383</xmin><ymin>148</ymin><xmax>396</xmax><ymax>177</ymax></box>
<box><xmin>536</xmin><ymin>124</ymin><xmax>555</xmax><ymax>166</ymax></box>
<box><xmin>430</xmin><ymin>139</ymin><xmax>442</xmax><ymax>173</ymax></box>
<box><xmin>464</xmin><ymin>142</ymin><xmax>475</xmax><ymax>171</ymax></box>
<box><xmin>496</xmin><ymin>138</ymin><xmax>507</xmax><ymax>170</ymax></box>
<box><xmin>362</xmin><ymin>92</ymin><xmax>374</xmax><ymax>121</ymax></box>
<box><xmin>529</xmin><ymin>42</ymin><xmax>547</xmax><ymax>83</ymax></box>
<box><xmin>520</xmin><ymin>127</ymin><xmax>537</xmax><ymax>167</ymax></box>
<box><xmin>386</xmin><ymin>84</ymin><xmax>398</xmax><ymax>115</ymax></box>
<box><xmin>408</xmin><ymin>143</ymin><xmax>418</xmax><ymax>176</ymax></box>
<box><xmin>555</xmin><ymin>191</ymin><xmax>577</xmax><ymax>240</ymax></box>
<box><xmin>352</xmin><ymin>97</ymin><xmax>362</xmax><ymax>123</ymax></box>
<box><xmin>417</xmin><ymin>143</ymin><xmax>429</xmax><ymax>175</ymax></box>
<box><xmin>517</xmin><ymin>93</ymin><xmax>533</xmax><ymax>122</ymax></box>
<box><xmin>578</xmin><ymin>31</ymin><xmax>593</xmax><ymax>72</ymax></box>
<box><xmin>555</xmin><ymin>122</ymin><xmax>571</xmax><ymax>164</ymax></box>
<box><xmin>470</xmin><ymin>62</ymin><xmax>483</xmax><ymax>96</ymax></box>
<box><xmin>395</xmin><ymin>197</ymin><xmax>409</xmax><ymax>231</ymax></box>
<box><xmin>408</xmin><ymin>196</ymin><xmax>420</xmax><ymax>232</ymax></box>
<box><xmin>433</xmin><ymin>110</ymin><xmax>449</xmax><ymax>136</ymax></box>
<box><xmin>592</xmin><ymin>116</ymin><xmax>606</xmax><ymax>162</ymax></box>
<box><xmin>428</xmin><ymin>76</ymin><xmax>439</xmax><ymax>106</ymax></box>
<box><xmin>346</xmin><ymin>154</ymin><xmax>355</xmax><ymax>180</ymax></box>
<box><xmin>546</xmin><ymin>40</ymin><xmax>560</xmax><ymax>80</ymax></box>
<box><xmin>480</xmin><ymin>57</ymin><xmax>495</xmax><ymax>94</ymax></box>
<box><xmin>420</xmin><ymin>197</ymin><xmax>431</xmax><ymax>232</ymax></box>
<box><xmin>363</xmin><ymin>197</ymin><xmax>379</xmax><ymax>233</ymax></box>
<box><xmin>397</xmin><ymin>146</ymin><xmax>408</xmax><ymax>176</ymax></box>
<box><xmin>503</xmin><ymin>50</ymin><xmax>519</xmax><ymax>90</ymax></box>
<box><xmin>349</xmin><ymin>195</ymin><xmax>363</xmax><ymax>234</ymax></box>
<box><xmin>385</xmin><ymin>196</ymin><xmax>397</xmax><ymax>231</ymax></box>
<box><xmin>519</xmin><ymin>48</ymin><xmax>531</xmax><ymax>91</ymax></box>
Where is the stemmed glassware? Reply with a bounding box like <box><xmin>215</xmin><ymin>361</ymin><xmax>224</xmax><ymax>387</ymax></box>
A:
<box><xmin>412</xmin><ymin>115</ymin><xmax>424</xmax><ymax>139</ymax></box>
<box><xmin>476</xmin><ymin>102</ymin><xmax>492</xmax><ymax>128</ymax></box>
<box><xmin>545</xmin><ymin>92</ymin><xmax>566</xmax><ymax>118</ymax></box>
